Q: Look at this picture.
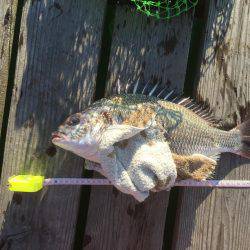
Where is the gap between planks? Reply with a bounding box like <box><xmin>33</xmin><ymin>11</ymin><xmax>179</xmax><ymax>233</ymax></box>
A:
<box><xmin>0</xmin><ymin>0</ymin><xmax>20</xmax><ymax>175</ymax></box>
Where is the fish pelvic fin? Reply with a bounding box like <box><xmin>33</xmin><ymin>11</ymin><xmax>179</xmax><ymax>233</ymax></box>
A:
<box><xmin>232</xmin><ymin>119</ymin><xmax>250</xmax><ymax>159</ymax></box>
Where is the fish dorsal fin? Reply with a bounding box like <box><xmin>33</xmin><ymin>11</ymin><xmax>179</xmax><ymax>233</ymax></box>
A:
<box><xmin>116</xmin><ymin>81</ymin><xmax>217</xmax><ymax>126</ymax></box>
<box><xmin>175</xmin><ymin>98</ymin><xmax>217</xmax><ymax>125</ymax></box>
<box><xmin>125</xmin><ymin>81</ymin><xmax>177</xmax><ymax>100</ymax></box>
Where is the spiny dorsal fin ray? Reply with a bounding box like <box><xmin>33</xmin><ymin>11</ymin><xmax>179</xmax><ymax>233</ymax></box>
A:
<box><xmin>119</xmin><ymin>81</ymin><xmax>217</xmax><ymax>126</ymax></box>
<box><xmin>133</xmin><ymin>79</ymin><xmax>139</xmax><ymax>94</ymax></box>
<box><xmin>165</xmin><ymin>91</ymin><xmax>175</xmax><ymax>100</ymax></box>
<box><xmin>179</xmin><ymin>101</ymin><xmax>216</xmax><ymax>125</ymax></box>
<box><xmin>149</xmin><ymin>83</ymin><xmax>159</xmax><ymax>96</ymax></box>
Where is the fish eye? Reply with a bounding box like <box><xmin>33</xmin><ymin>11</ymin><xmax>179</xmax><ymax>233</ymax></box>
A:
<box><xmin>67</xmin><ymin>116</ymin><xmax>80</xmax><ymax>126</ymax></box>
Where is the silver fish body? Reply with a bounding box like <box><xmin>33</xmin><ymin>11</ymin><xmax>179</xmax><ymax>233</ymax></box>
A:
<box><xmin>52</xmin><ymin>94</ymin><xmax>242</xmax><ymax>158</ymax></box>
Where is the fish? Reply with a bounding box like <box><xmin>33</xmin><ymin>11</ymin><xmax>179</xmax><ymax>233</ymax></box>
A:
<box><xmin>51</xmin><ymin>84</ymin><xmax>250</xmax><ymax>200</ymax></box>
<box><xmin>52</xmin><ymin>94</ymin><xmax>249</xmax><ymax>159</ymax></box>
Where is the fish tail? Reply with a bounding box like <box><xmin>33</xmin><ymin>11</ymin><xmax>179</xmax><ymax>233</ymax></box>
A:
<box><xmin>233</xmin><ymin>119</ymin><xmax>250</xmax><ymax>159</ymax></box>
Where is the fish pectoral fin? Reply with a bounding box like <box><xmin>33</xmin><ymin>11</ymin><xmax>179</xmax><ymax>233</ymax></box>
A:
<box><xmin>99</xmin><ymin>124</ymin><xmax>145</xmax><ymax>148</ymax></box>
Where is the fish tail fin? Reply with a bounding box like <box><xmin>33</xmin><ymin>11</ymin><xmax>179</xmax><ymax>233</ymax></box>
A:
<box><xmin>233</xmin><ymin>119</ymin><xmax>250</xmax><ymax>159</ymax></box>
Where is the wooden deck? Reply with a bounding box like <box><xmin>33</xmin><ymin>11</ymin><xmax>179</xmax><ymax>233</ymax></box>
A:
<box><xmin>0</xmin><ymin>1</ymin><xmax>249</xmax><ymax>249</ymax></box>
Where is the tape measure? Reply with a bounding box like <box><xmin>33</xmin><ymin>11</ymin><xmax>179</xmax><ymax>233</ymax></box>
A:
<box><xmin>7</xmin><ymin>175</ymin><xmax>250</xmax><ymax>193</ymax></box>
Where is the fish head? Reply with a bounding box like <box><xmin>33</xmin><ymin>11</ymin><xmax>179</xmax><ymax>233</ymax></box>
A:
<box><xmin>52</xmin><ymin>109</ymin><xmax>107</xmax><ymax>162</ymax></box>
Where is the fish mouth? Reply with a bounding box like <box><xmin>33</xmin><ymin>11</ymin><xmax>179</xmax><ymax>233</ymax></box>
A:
<box><xmin>51</xmin><ymin>132</ymin><xmax>68</xmax><ymax>142</ymax></box>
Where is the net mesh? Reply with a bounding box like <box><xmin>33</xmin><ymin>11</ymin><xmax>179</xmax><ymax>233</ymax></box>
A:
<box><xmin>130</xmin><ymin>0</ymin><xmax>198</xmax><ymax>19</ymax></box>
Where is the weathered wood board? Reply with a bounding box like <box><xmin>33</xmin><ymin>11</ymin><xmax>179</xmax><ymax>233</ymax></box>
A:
<box><xmin>0</xmin><ymin>0</ymin><xmax>18</xmax><ymax>133</ymax></box>
<box><xmin>0</xmin><ymin>0</ymin><xmax>107</xmax><ymax>249</ymax></box>
<box><xmin>84</xmin><ymin>5</ymin><xmax>194</xmax><ymax>250</ymax></box>
<box><xmin>174</xmin><ymin>1</ymin><xmax>250</xmax><ymax>249</ymax></box>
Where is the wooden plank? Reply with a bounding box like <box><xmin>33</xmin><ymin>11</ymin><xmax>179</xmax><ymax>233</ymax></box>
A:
<box><xmin>84</xmin><ymin>5</ymin><xmax>194</xmax><ymax>250</ymax></box>
<box><xmin>0</xmin><ymin>0</ymin><xmax>18</xmax><ymax>132</ymax></box>
<box><xmin>0</xmin><ymin>0</ymin><xmax>107</xmax><ymax>249</ymax></box>
<box><xmin>174</xmin><ymin>1</ymin><xmax>250</xmax><ymax>249</ymax></box>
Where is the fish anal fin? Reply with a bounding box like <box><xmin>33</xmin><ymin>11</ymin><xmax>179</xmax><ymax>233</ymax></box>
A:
<box><xmin>173</xmin><ymin>153</ymin><xmax>217</xmax><ymax>181</ymax></box>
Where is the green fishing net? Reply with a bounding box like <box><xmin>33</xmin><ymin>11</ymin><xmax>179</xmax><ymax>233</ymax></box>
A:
<box><xmin>130</xmin><ymin>0</ymin><xmax>198</xmax><ymax>19</ymax></box>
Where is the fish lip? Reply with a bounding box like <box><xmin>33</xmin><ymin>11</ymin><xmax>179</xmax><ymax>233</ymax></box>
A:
<box><xmin>51</xmin><ymin>132</ymin><xmax>68</xmax><ymax>142</ymax></box>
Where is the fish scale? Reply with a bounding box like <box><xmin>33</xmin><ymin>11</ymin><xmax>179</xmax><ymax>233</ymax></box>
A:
<box><xmin>53</xmin><ymin>88</ymin><xmax>248</xmax><ymax>165</ymax></box>
<box><xmin>95</xmin><ymin>94</ymin><xmax>242</xmax><ymax>157</ymax></box>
